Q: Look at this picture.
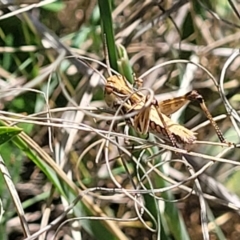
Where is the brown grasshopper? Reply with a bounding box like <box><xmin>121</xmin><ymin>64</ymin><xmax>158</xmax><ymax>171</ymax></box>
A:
<box><xmin>104</xmin><ymin>74</ymin><xmax>228</xmax><ymax>148</ymax></box>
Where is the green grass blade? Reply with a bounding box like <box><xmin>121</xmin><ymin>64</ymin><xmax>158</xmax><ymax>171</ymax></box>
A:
<box><xmin>98</xmin><ymin>0</ymin><xmax>118</xmax><ymax>71</ymax></box>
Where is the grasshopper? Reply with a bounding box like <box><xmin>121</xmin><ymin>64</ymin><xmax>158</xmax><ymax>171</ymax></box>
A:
<box><xmin>104</xmin><ymin>74</ymin><xmax>228</xmax><ymax>147</ymax></box>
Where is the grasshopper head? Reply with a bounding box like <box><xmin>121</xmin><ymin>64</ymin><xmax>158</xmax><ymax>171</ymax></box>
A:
<box><xmin>104</xmin><ymin>75</ymin><xmax>132</xmax><ymax>108</ymax></box>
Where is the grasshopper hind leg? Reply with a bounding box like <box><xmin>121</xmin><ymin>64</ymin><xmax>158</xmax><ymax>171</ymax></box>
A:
<box><xmin>151</xmin><ymin>98</ymin><xmax>179</xmax><ymax>148</ymax></box>
<box><xmin>185</xmin><ymin>90</ymin><xmax>230</xmax><ymax>145</ymax></box>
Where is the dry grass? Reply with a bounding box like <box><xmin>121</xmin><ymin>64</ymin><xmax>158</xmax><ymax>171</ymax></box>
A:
<box><xmin>1</xmin><ymin>1</ymin><xmax>240</xmax><ymax>239</ymax></box>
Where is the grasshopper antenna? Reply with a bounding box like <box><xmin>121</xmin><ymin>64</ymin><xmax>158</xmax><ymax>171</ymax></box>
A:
<box><xmin>103</xmin><ymin>34</ymin><xmax>112</xmax><ymax>77</ymax></box>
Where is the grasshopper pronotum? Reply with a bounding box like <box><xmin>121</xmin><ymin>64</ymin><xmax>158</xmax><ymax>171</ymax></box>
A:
<box><xmin>104</xmin><ymin>74</ymin><xmax>228</xmax><ymax>148</ymax></box>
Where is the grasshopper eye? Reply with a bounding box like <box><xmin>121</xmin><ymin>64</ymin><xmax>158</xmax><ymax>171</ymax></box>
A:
<box><xmin>105</xmin><ymin>85</ymin><xmax>114</xmax><ymax>94</ymax></box>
